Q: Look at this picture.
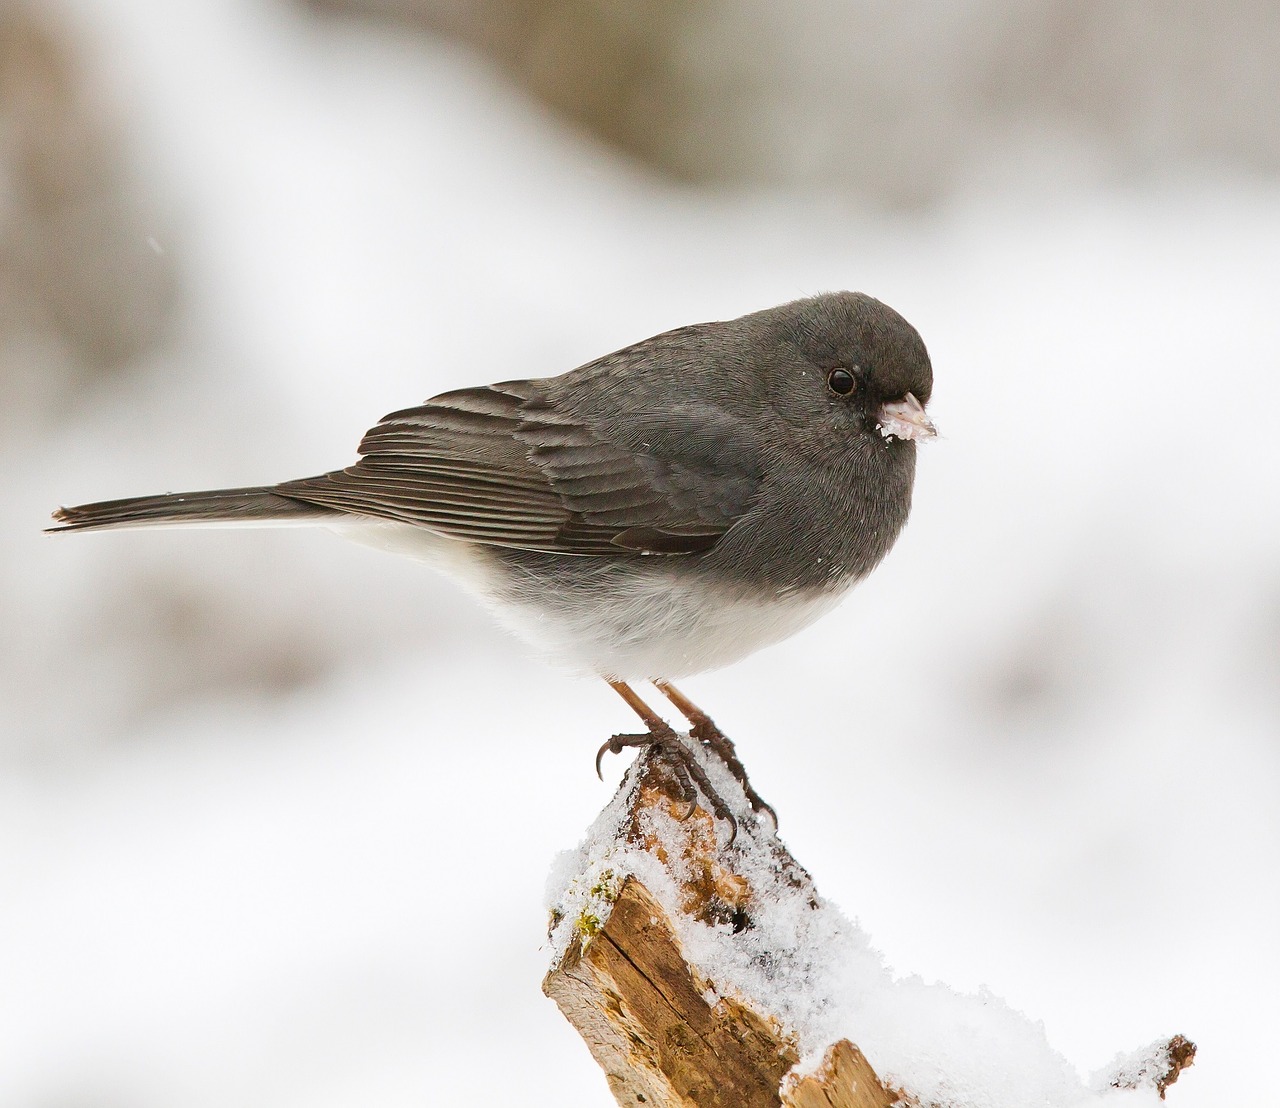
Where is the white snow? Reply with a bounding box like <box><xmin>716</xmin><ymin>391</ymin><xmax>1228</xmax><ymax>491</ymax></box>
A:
<box><xmin>1091</xmin><ymin>1038</ymin><xmax>1191</xmax><ymax>1098</ymax></box>
<box><xmin>2</xmin><ymin>0</ymin><xmax>1276</xmax><ymax>1105</ymax></box>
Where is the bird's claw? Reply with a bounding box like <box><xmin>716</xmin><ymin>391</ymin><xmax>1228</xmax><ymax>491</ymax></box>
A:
<box><xmin>596</xmin><ymin>732</ymin><xmax>652</xmax><ymax>780</ymax></box>
<box><xmin>689</xmin><ymin>719</ymin><xmax>776</xmax><ymax>829</ymax></box>
<box><xmin>593</xmin><ymin>726</ymin><xmax>740</xmax><ymax>846</ymax></box>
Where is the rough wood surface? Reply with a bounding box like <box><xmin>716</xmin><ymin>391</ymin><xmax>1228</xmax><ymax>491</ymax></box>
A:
<box><xmin>1152</xmin><ymin>1036</ymin><xmax>1197</xmax><ymax>1099</ymax></box>
<box><xmin>543</xmin><ymin>745</ymin><xmax>895</xmax><ymax>1108</ymax></box>
<box><xmin>782</xmin><ymin>1041</ymin><xmax>899</xmax><ymax>1108</ymax></box>
<box><xmin>545</xmin><ymin>877</ymin><xmax>798</xmax><ymax>1108</ymax></box>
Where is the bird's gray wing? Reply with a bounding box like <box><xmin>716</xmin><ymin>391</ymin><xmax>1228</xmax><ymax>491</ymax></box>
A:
<box><xmin>275</xmin><ymin>379</ymin><xmax>762</xmax><ymax>556</ymax></box>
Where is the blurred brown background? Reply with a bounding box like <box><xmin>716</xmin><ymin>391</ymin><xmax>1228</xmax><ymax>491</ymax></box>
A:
<box><xmin>302</xmin><ymin>0</ymin><xmax>1280</xmax><ymax>197</ymax></box>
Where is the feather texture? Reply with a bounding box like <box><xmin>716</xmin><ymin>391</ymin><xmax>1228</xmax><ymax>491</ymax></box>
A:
<box><xmin>276</xmin><ymin>379</ymin><xmax>755</xmax><ymax>555</ymax></box>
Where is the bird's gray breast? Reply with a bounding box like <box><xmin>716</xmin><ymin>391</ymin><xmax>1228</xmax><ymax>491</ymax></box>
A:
<box><xmin>699</xmin><ymin>435</ymin><xmax>918</xmax><ymax>594</ymax></box>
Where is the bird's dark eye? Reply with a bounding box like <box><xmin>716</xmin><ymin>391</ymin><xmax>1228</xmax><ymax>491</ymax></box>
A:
<box><xmin>826</xmin><ymin>367</ymin><xmax>857</xmax><ymax>396</ymax></box>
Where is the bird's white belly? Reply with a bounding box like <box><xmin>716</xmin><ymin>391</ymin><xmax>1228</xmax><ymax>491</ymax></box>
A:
<box><xmin>502</xmin><ymin>567</ymin><xmax>850</xmax><ymax>680</ymax></box>
<box><xmin>338</xmin><ymin>520</ymin><xmax>851</xmax><ymax>680</ymax></box>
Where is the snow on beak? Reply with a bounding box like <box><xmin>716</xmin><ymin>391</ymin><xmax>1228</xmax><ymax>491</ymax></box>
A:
<box><xmin>877</xmin><ymin>392</ymin><xmax>937</xmax><ymax>442</ymax></box>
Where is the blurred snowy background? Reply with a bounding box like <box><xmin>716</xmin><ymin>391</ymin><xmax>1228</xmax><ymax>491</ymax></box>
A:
<box><xmin>2</xmin><ymin>0</ymin><xmax>1278</xmax><ymax>1104</ymax></box>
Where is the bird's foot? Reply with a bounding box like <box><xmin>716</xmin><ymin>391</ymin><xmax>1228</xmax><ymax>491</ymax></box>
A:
<box><xmin>652</xmin><ymin>680</ymin><xmax>777</xmax><ymax>829</ymax></box>
<box><xmin>595</xmin><ymin>726</ymin><xmax>740</xmax><ymax>847</ymax></box>
<box><xmin>689</xmin><ymin>721</ymin><xmax>778</xmax><ymax>830</ymax></box>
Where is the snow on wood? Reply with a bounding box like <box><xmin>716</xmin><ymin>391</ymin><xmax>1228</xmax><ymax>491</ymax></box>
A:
<box><xmin>1092</xmin><ymin>1035</ymin><xmax>1197</xmax><ymax>1100</ymax></box>
<box><xmin>545</xmin><ymin>877</ymin><xmax>808</xmax><ymax>1108</ymax></box>
<box><xmin>544</xmin><ymin>737</ymin><xmax>1195</xmax><ymax>1108</ymax></box>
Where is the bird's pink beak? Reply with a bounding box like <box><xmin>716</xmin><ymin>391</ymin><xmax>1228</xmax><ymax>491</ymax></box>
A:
<box><xmin>877</xmin><ymin>393</ymin><xmax>936</xmax><ymax>442</ymax></box>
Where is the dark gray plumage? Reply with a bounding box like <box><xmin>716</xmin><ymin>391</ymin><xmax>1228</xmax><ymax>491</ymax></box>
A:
<box><xmin>51</xmin><ymin>291</ymin><xmax>934</xmax><ymax>681</ymax></box>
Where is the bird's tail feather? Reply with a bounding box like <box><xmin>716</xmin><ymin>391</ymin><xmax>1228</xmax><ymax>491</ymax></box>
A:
<box><xmin>48</xmin><ymin>486</ymin><xmax>335</xmax><ymax>533</ymax></box>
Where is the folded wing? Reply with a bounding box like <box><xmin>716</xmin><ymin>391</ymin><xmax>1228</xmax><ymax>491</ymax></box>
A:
<box><xmin>277</xmin><ymin>379</ymin><xmax>760</xmax><ymax>556</ymax></box>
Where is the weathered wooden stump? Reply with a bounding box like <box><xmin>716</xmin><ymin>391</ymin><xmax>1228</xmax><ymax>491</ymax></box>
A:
<box><xmin>544</xmin><ymin>737</ymin><xmax>1194</xmax><ymax>1107</ymax></box>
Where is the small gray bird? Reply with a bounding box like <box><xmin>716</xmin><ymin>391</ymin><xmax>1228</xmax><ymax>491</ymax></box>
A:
<box><xmin>52</xmin><ymin>291</ymin><xmax>935</xmax><ymax>829</ymax></box>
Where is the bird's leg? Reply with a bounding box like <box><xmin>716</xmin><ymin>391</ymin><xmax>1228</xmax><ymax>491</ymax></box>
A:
<box><xmin>606</xmin><ymin>678</ymin><xmax>670</xmax><ymax>735</ymax></box>
<box><xmin>652</xmin><ymin>679</ymin><xmax>777</xmax><ymax>828</ymax></box>
<box><xmin>597</xmin><ymin>679</ymin><xmax>738</xmax><ymax>842</ymax></box>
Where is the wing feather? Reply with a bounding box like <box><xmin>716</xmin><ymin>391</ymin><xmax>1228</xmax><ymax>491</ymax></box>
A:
<box><xmin>276</xmin><ymin>377</ymin><xmax>759</xmax><ymax>556</ymax></box>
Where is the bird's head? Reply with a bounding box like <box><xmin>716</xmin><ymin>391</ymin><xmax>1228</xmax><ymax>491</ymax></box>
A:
<box><xmin>766</xmin><ymin>291</ymin><xmax>936</xmax><ymax>448</ymax></box>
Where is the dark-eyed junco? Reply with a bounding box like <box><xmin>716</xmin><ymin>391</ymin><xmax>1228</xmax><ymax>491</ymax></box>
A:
<box><xmin>52</xmin><ymin>291</ymin><xmax>935</xmax><ymax>831</ymax></box>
